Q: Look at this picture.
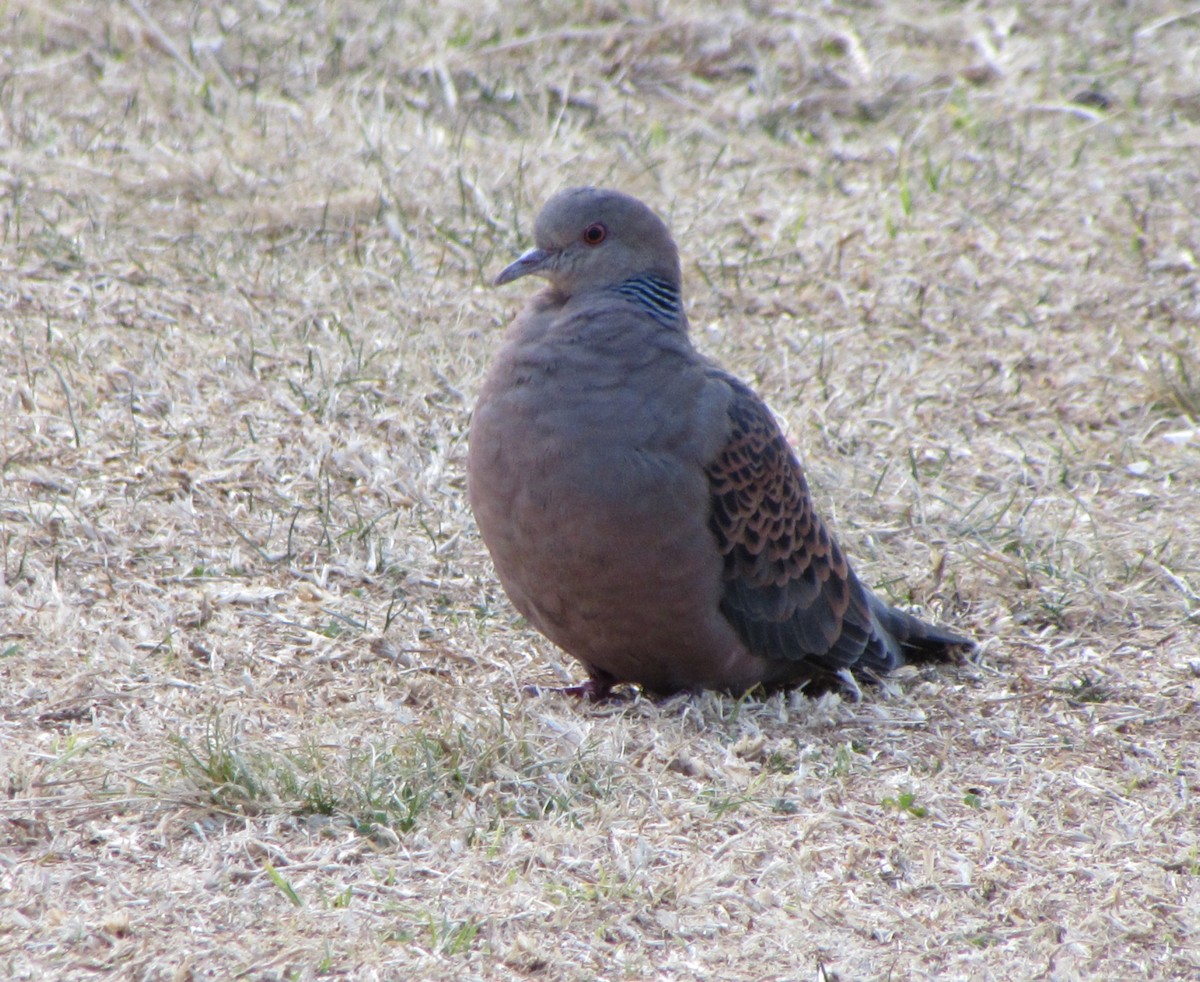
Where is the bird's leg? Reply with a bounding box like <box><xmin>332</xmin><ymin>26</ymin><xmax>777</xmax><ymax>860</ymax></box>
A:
<box><xmin>555</xmin><ymin>679</ymin><xmax>613</xmax><ymax>699</ymax></box>
<box><xmin>523</xmin><ymin>668</ymin><xmax>618</xmax><ymax>701</ymax></box>
<box><xmin>834</xmin><ymin>668</ymin><xmax>864</xmax><ymax>703</ymax></box>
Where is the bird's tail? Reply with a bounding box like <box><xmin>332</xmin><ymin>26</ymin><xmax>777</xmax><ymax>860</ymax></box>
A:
<box><xmin>864</xmin><ymin>591</ymin><xmax>974</xmax><ymax>670</ymax></box>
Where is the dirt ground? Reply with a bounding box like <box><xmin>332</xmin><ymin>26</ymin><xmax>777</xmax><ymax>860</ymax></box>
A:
<box><xmin>2</xmin><ymin>2</ymin><xmax>1199</xmax><ymax>979</ymax></box>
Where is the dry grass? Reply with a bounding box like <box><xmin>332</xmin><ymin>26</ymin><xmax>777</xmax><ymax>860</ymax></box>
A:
<box><xmin>3</xmin><ymin>1</ymin><xmax>1199</xmax><ymax>979</ymax></box>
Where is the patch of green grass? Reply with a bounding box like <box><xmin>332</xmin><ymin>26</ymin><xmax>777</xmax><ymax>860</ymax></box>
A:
<box><xmin>1180</xmin><ymin>846</ymin><xmax>1200</xmax><ymax>876</ymax></box>
<box><xmin>378</xmin><ymin>909</ymin><xmax>481</xmax><ymax>955</ymax></box>
<box><xmin>547</xmin><ymin>865</ymin><xmax>644</xmax><ymax>906</ymax></box>
<box><xmin>425</xmin><ymin>912</ymin><xmax>479</xmax><ymax>955</ymax></box>
<box><xmin>764</xmin><ymin>748</ymin><xmax>796</xmax><ymax>773</ymax></box>
<box><xmin>701</xmin><ymin>789</ymin><xmax>756</xmax><ymax>817</ymax></box>
<box><xmin>263</xmin><ymin>859</ymin><xmax>304</xmax><ymax>907</ymax></box>
<box><xmin>167</xmin><ymin>710</ymin><xmax>616</xmax><ymax>837</ymax></box>
<box><xmin>1152</xmin><ymin>345</ymin><xmax>1200</xmax><ymax>416</ymax></box>
<box><xmin>959</xmin><ymin>931</ymin><xmax>1004</xmax><ymax>949</ymax></box>
<box><xmin>1055</xmin><ymin>673</ymin><xmax>1114</xmax><ymax>704</ymax></box>
<box><xmin>169</xmin><ymin>716</ymin><xmax>271</xmax><ymax>811</ymax></box>
<box><xmin>829</xmin><ymin>741</ymin><xmax>862</xmax><ymax>779</ymax></box>
<box><xmin>881</xmin><ymin>790</ymin><xmax>929</xmax><ymax>818</ymax></box>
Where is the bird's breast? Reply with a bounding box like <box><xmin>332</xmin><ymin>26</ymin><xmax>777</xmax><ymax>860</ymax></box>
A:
<box><xmin>468</xmin><ymin>332</ymin><xmax>720</xmax><ymax>594</ymax></box>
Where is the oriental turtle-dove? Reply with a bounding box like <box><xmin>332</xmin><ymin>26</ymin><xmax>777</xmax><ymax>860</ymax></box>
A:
<box><xmin>468</xmin><ymin>187</ymin><xmax>973</xmax><ymax>699</ymax></box>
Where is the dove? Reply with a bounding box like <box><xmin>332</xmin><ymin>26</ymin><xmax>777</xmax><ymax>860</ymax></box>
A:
<box><xmin>468</xmin><ymin>187</ymin><xmax>973</xmax><ymax>699</ymax></box>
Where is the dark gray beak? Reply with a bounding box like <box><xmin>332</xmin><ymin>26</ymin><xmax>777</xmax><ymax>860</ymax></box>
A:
<box><xmin>494</xmin><ymin>247</ymin><xmax>554</xmax><ymax>286</ymax></box>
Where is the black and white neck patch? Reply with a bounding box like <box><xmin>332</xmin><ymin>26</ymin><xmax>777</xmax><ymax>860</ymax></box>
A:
<box><xmin>613</xmin><ymin>274</ymin><xmax>682</xmax><ymax>327</ymax></box>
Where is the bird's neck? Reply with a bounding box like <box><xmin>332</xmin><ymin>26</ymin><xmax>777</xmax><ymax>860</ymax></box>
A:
<box><xmin>612</xmin><ymin>274</ymin><xmax>683</xmax><ymax>328</ymax></box>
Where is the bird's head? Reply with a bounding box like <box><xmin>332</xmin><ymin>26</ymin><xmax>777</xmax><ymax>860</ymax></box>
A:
<box><xmin>495</xmin><ymin>187</ymin><xmax>682</xmax><ymax>298</ymax></box>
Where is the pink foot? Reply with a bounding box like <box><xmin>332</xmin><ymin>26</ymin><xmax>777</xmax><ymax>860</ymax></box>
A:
<box><xmin>522</xmin><ymin>676</ymin><xmax>616</xmax><ymax>701</ymax></box>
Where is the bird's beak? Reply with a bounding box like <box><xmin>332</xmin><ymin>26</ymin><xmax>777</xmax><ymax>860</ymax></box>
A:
<box><xmin>494</xmin><ymin>247</ymin><xmax>553</xmax><ymax>286</ymax></box>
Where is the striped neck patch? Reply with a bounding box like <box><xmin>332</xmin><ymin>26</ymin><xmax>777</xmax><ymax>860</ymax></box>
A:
<box><xmin>613</xmin><ymin>274</ymin><xmax>682</xmax><ymax>327</ymax></box>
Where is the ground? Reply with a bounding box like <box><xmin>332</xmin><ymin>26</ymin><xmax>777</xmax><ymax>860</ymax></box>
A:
<box><xmin>2</xmin><ymin>1</ymin><xmax>1199</xmax><ymax>979</ymax></box>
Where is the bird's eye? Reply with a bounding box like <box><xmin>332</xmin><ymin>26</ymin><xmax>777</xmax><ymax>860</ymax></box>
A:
<box><xmin>582</xmin><ymin>223</ymin><xmax>607</xmax><ymax>245</ymax></box>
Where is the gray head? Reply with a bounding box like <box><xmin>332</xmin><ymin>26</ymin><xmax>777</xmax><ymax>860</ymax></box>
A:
<box><xmin>495</xmin><ymin>188</ymin><xmax>682</xmax><ymax>297</ymax></box>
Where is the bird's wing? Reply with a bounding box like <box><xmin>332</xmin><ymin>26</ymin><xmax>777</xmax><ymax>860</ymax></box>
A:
<box><xmin>704</xmin><ymin>373</ymin><xmax>889</xmax><ymax>673</ymax></box>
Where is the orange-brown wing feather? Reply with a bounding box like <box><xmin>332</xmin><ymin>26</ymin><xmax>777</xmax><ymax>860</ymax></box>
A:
<box><xmin>705</xmin><ymin>375</ymin><xmax>887</xmax><ymax>673</ymax></box>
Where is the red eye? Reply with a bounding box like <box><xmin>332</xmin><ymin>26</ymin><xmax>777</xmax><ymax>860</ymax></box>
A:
<box><xmin>582</xmin><ymin>223</ymin><xmax>607</xmax><ymax>245</ymax></box>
